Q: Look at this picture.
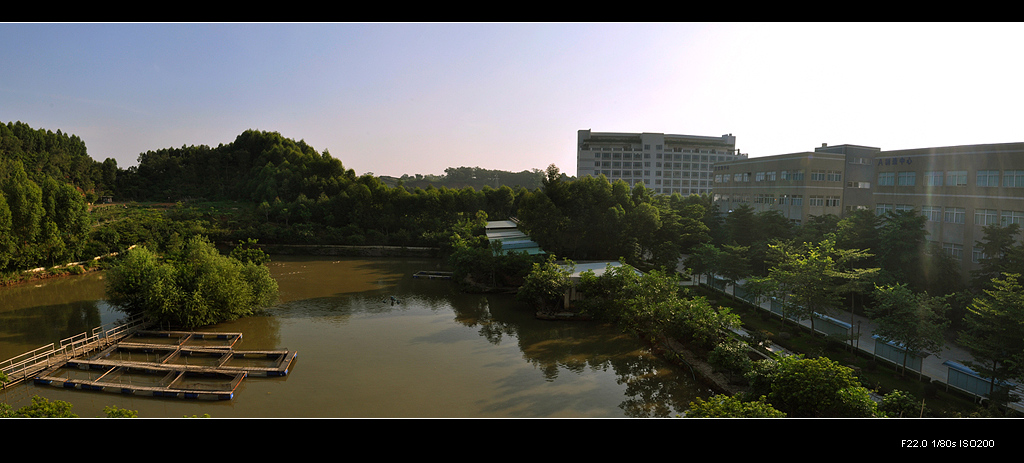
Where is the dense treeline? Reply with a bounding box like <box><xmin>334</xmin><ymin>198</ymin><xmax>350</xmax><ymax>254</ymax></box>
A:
<box><xmin>0</xmin><ymin>121</ymin><xmax>118</xmax><ymax>201</ymax></box>
<box><xmin>108</xmin><ymin>129</ymin><xmax>535</xmax><ymax>248</ymax></box>
<box><xmin>517</xmin><ymin>165</ymin><xmax>713</xmax><ymax>270</ymax></box>
<box><xmin>0</xmin><ymin>122</ymin><xmax>102</xmax><ymax>273</ymax></box>
<box><xmin>382</xmin><ymin>166</ymin><xmax>545</xmax><ymax>191</ymax></box>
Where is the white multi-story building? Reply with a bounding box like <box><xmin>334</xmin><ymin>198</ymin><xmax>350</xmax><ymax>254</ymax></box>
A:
<box><xmin>576</xmin><ymin>130</ymin><xmax>743</xmax><ymax>195</ymax></box>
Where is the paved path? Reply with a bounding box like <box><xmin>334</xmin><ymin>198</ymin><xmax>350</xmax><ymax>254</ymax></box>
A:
<box><xmin>681</xmin><ymin>275</ymin><xmax>1022</xmax><ymax>414</ymax></box>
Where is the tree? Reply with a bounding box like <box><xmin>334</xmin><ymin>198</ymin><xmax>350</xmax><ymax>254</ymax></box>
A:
<box><xmin>229</xmin><ymin>238</ymin><xmax>271</xmax><ymax>265</ymax></box>
<box><xmin>685</xmin><ymin>242</ymin><xmax>723</xmax><ymax>285</ymax></box>
<box><xmin>765</xmin><ymin>356</ymin><xmax>879</xmax><ymax>417</ymax></box>
<box><xmin>869</xmin><ymin>284</ymin><xmax>950</xmax><ymax>377</ymax></box>
<box><xmin>103</xmin><ymin>406</ymin><xmax>139</xmax><ymax>418</ymax></box>
<box><xmin>764</xmin><ymin>238</ymin><xmax>876</xmax><ymax>334</ymax></box>
<box><xmin>875</xmin><ymin>209</ymin><xmax>929</xmax><ymax>291</ymax></box>
<box><xmin>516</xmin><ymin>255</ymin><xmax>573</xmax><ymax>313</ymax></box>
<box><xmin>879</xmin><ymin>389</ymin><xmax>927</xmax><ymax>418</ymax></box>
<box><xmin>708</xmin><ymin>337</ymin><xmax>753</xmax><ymax>381</ymax></box>
<box><xmin>6</xmin><ymin>396</ymin><xmax>78</xmax><ymax>418</ymax></box>
<box><xmin>685</xmin><ymin>394</ymin><xmax>785</xmax><ymax>418</ymax></box>
<box><xmin>971</xmin><ymin>223</ymin><xmax>1023</xmax><ymax>291</ymax></box>
<box><xmin>958</xmin><ymin>273</ymin><xmax>1024</xmax><ymax>400</ymax></box>
<box><xmin>723</xmin><ymin>203</ymin><xmax>757</xmax><ymax>247</ymax></box>
<box><xmin>106</xmin><ymin>236</ymin><xmax>279</xmax><ymax>328</ymax></box>
<box><xmin>718</xmin><ymin>244</ymin><xmax>751</xmax><ymax>296</ymax></box>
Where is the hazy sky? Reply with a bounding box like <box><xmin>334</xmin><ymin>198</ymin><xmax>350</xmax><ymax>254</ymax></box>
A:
<box><xmin>3</xmin><ymin>22</ymin><xmax>1023</xmax><ymax>178</ymax></box>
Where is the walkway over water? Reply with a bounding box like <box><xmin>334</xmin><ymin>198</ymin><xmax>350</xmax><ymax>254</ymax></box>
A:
<box><xmin>1</xmin><ymin>314</ymin><xmax>150</xmax><ymax>388</ymax></box>
<box><xmin>31</xmin><ymin>330</ymin><xmax>297</xmax><ymax>400</ymax></box>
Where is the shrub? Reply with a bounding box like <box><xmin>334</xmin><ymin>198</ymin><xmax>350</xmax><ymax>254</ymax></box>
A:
<box><xmin>106</xmin><ymin>236</ymin><xmax>278</xmax><ymax>328</ymax></box>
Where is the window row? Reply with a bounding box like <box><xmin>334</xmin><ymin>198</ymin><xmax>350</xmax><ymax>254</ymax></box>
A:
<box><xmin>879</xmin><ymin>169</ymin><xmax>1024</xmax><ymax>187</ymax></box>
<box><xmin>881</xmin><ymin>204</ymin><xmax>1024</xmax><ymax>226</ymax></box>
<box><xmin>589</xmin><ymin>151</ymin><xmax>732</xmax><ymax>163</ymax></box>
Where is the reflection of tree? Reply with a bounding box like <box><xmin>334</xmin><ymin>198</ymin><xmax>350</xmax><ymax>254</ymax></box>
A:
<box><xmin>446</xmin><ymin>291</ymin><xmax>702</xmax><ymax>417</ymax></box>
<box><xmin>0</xmin><ymin>300</ymin><xmax>103</xmax><ymax>352</ymax></box>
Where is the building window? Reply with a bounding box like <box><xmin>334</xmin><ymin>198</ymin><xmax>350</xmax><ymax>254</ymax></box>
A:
<box><xmin>921</xmin><ymin>206</ymin><xmax>942</xmax><ymax>222</ymax></box>
<box><xmin>878</xmin><ymin>172</ymin><xmax>895</xmax><ymax>186</ymax></box>
<box><xmin>924</xmin><ymin>171</ymin><xmax>943</xmax><ymax>186</ymax></box>
<box><xmin>791</xmin><ymin>170</ymin><xmax>805</xmax><ymax>181</ymax></box>
<box><xmin>1002</xmin><ymin>210</ymin><xmax>1024</xmax><ymax>226</ymax></box>
<box><xmin>1003</xmin><ymin>170</ymin><xmax>1024</xmax><ymax>187</ymax></box>
<box><xmin>944</xmin><ymin>207</ymin><xmax>965</xmax><ymax>224</ymax></box>
<box><xmin>895</xmin><ymin>204</ymin><xmax>915</xmax><ymax>212</ymax></box>
<box><xmin>946</xmin><ymin>171</ymin><xmax>968</xmax><ymax>186</ymax></box>
<box><xmin>876</xmin><ymin>204</ymin><xmax>894</xmax><ymax>216</ymax></box>
<box><xmin>825</xmin><ymin>196</ymin><xmax>840</xmax><ymax>207</ymax></box>
<box><xmin>975</xmin><ymin>209</ymin><xmax>999</xmax><ymax>226</ymax></box>
<box><xmin>977</xmin><ymin>170</ymin><xmax>1000</xmax><ymax>187</ymax></box>
<box><xmin>755</xmin><ymin>172</ymin><xmax>766</xmax><ymax>182</ymax></box>
<box><xmin>943</xmin><ymin>242</ymin><xmax>964</xmax><ymax>260</ymax></box>
<box><xmin>809</xmin><ymin>196</ymin><xmax>824</xmax><ymax>206</ymax></box>
<box><xmin>780</xmin><ymin>170</ymin><xmax>790</xmax><ymax>180</ymax></box>
<box><xmin>897</xmin><ymin>171</ymin><xmax>916</xmax><ymax>186</ymax></box>
<box><xmin>811</xmin><ymin>170</ymin><xmax>827</xmax><ymax>181</ymax></box>
<box><xmin>827</xmin><ymin>170</ymin><xmax>842</xmax><ymax>182</ymax></box>
<box><xmin>973</xmin><ymin>246</ymin><xmax>987</xmax><ymax>264</ymax></box>
<box><xmin>790</xmin><ymin>195</ymin><xmax>803</xmax><ymax>206</ymax></box>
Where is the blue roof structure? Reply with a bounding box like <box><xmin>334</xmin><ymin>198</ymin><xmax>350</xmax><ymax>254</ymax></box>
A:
<box><xmin>486</xmin><ymin>220</ymin><xmax>545</xmax><ymax>256</ymax></box>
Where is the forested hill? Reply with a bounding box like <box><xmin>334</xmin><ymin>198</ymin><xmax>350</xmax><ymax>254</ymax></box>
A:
<box><xmin>0</xmin><ymin>122</ymin><xmax>97</xmax><ymax>272</ymax></box>
<box><xmin>0</xmin><ymin>121</ymin><xmax>117</xmax><ymax>202</ymax></box>
<box><xmin>114</xmin><ymin>129</ymin><xmax>354</xmax><ymax>203</ymax></box>
<box><xmin>379</xmin><ymin>166</ymin><xmax>545</xmax><ymax>192</ymax></box>
<box><xmin>0</xmin><ymin>120</ymin><xmax>719</xmax><ymax>278</ymax></box>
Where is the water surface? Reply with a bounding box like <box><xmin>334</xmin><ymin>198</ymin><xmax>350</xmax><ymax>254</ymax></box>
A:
<box><xmin>0</xmin><ymin>256</ymin><xmax>710</xmax><ymax>417</ymax></box>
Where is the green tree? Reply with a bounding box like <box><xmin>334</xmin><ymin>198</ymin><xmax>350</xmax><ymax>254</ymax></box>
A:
<box><xmin>685</xmin><ymin>242</ymin><xmax>723</xmax><ymax>285</ymax></box>
<box><xmin>685</xmin><ymin>394</ymin><xmax>785</xmax><ymax>418</ymax></box>
<box><xmin>875</xmin><ymin>209</ymin><xmax>929</xmax><ymax>291</ymax></box>
<box><xmin>879</xmin><ymin>389</ymin><xmax>926</xmax><ymax>418</ymax></box>
<box><xmin>106</xmin><ymin>236</ymin><xmax>279</xmax><ymax>328</ymax></box>
<box><xmin>8</xmin><ymin>395</ymin><xmax>78</xmax><ymax>417</ymax></box>
<box><xmin>516</xmin><ymin>255</ymin><xmax>573</xmax><ymax>313</ymax></box>
<box><xmin>957</xmin><ymin>273</ymin><xmax>1024</xmax><ymax>400</ymax></box>
<box><xmin>764</xmin><ymin>238</ymin><xmax>876</xmax><ymax>333</ymax></box>
<box><xmin>869</xmin><ymin>283</ymin><xmax>950</xmax><ymax>377</ymax></box>
<box><xmin>718</xmin><ymin>244</ymin><xmax>751</xmax><ymax>296</ymax></box>
<box><xmin>708</xmin><ymin>337</ymin><xmax>753</xmax><ymax>381</ymax></box>
<box><xmin>103</xmin><ymin>405</ymin><xmax>139</xmax><ymax>418</ymax></box>
<box><xmin>229</xmin><ymin>238</ymin><xmax>271</xmax><ymax>265</ymax></box>
<box><xmin>971</xmin><ymin>223</ymin><xmax>1023</xmax><ymax>291</ymax></box>
<box><xmin>765</xmin><ymin>356</ymin><xmax>879</xmax><ymax>417</ymax></box>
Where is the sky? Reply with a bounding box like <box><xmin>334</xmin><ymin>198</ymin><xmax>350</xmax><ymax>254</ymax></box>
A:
<box><xmin>3</xmin><ymin>22</ymin><xmax>1024</xmax><ymax>178</ymax></box>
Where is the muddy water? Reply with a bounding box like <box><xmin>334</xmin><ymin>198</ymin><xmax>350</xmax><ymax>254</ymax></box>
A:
<box><xmin>0</xmin><ymin>256</ymin><xmax>710</xmax><ymax>418</ymax></box>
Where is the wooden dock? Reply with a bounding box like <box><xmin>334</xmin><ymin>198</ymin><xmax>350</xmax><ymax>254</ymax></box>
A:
<box><xmin>28</xmin><ymin>329</ymin><xmax>297</xmax><ymax>400</ymax></box>
<box><xmin>413</xmin><ymin>270</ymin><xmax>453</xmax><ymax>280</ymax></box>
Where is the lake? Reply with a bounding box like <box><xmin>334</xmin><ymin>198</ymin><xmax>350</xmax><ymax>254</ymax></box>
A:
<box><xmin>0</xmin><ymin>255</ymin><xmax>711</xmax><ymax>418</ymax></box>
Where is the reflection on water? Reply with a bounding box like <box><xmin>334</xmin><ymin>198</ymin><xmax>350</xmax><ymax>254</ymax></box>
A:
<box><xmin>0</xmin><ymin>255</ymin><xmax>711</xmax><ymax>417</ymax></box>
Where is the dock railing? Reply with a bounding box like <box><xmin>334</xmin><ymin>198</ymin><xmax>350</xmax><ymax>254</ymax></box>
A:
<box><xmin>1</xmin><ymin>313</ymin><xmax>151</xmax><ymax>388</ymax></box>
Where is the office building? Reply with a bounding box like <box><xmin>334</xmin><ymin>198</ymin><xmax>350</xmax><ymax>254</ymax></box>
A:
<box><xmin>711</xmin><ymin>141</ymin><xmax>1024</xmax><ymax>274</ymax></box>
<box><xmin>576</xmin><ymin>130</ymin><xmax>744</xmax><ymax>195</ymax></box>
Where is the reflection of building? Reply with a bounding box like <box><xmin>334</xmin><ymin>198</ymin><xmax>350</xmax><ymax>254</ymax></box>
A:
<box><xmin>576</xmin><ymin>130</ymin><xmax>744</xmax><ymax>195</ymax></box>
<box><xmin>712</xmin><ymin>141</ymin><xmax>1024</xmax><ymax>275</ymax></box>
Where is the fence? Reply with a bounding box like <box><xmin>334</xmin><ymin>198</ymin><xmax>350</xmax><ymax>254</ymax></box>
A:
<box><xmin>1</xmin><ymin>313</ymin><xmax>151</xmax><ymax>388</ymax></box>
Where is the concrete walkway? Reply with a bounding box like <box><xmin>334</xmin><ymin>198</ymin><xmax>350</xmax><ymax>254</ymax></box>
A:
<box><xmin>681</xmin><ymin>274</ymin><xmax>1022</xmax><ymax>414</ymax></box>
